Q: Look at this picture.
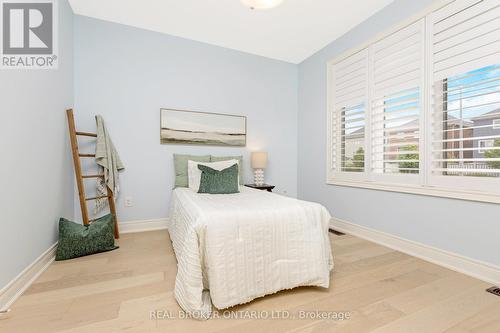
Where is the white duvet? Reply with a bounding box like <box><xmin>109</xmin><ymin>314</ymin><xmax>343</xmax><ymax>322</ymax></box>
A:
<box><xmin>168</xmin><ymin>187</ymin><xmax>333</xmax><ymax>319</ymax></box>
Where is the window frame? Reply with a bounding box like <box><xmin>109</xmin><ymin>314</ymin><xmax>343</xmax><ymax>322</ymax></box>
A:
<box><xmin>493</xmin><ymin>119</ymin><xmax>500</xmax><ymax>130</ymax></box>
<box><xmin>326</xmin><ymin>0</ymin><xmax>500</xmax><ymax>204</ymax></box>
<box><xmin>478</xmin><ymin>139</ymin><xmax>494</xmax><ymax>154</ymax></box>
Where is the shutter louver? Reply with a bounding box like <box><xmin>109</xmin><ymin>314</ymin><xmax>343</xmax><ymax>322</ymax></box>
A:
<box><xmin>330</xmin><ymin>49</ymin><xmax>368</xmax><ymax>175</ymax></box>
<box><xmin>430</xmin><ymin>0</ymin><xmax>500</xmax><ymax>181</ymax></box>
<box><xmin>371</xmin><ymin>20</ymin><xmax>425</xmax><ymax>175</ymax></box>
<box><xmin>432</xmin><ymin>0</ymin><xmax>500</xmax><ymax>81</ymax></box>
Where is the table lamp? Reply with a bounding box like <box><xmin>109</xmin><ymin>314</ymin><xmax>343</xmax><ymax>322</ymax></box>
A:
<box><xmin>251</xmin><ymin>152</ymin><xmax>268</xmax><ymax>186</ymax></box>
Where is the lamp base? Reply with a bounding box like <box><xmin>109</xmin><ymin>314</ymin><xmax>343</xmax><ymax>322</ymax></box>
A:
<box><xmin>254</xmin><ymin>169</ymin><xmax>265</xmax><ymax>186</ymax></box>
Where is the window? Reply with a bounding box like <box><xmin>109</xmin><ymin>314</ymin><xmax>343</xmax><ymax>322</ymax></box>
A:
<box><xmin>327</xmin><ymin>0</ymin><xmax>500</xmax><ymax>202</ymax></box>
<box><xmin>429</xmin><ymin>0</ymin><xmax>500</xmax><ymax>194</ymax></box>
<box><xmin>341</xmin><ymin>104</ymin><xmax>365</xmax><ymax>172</ymax></box>
<box><xmin>328</xmin><ymin>49</ymin><xmax>368</xmax><ymax>181</ymax></box>
<box><xmin>432</xmin><ymin>65</ymin><xmax>500</xmax><ymax>180</ymax></box>
<box><xmin>372</xmin><ymin>88</ymin><xmax>421</xmax><ymax>175</ymax></box>
<box><xmin>478</xmin><ymin>140</ymin><xmax>495</xmax><ymax>154</ymax></box>
<box><xmin>371</xmin><ymin>20</ymin><xmax>424</xmax><ymax>183</ymax></box>
<box><xmin>493</xmin><ymin>119</ymin><xmax>500</xmax><ymax>129</ymax></box>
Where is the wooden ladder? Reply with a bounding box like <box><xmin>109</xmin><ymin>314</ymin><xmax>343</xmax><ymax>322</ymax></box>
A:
<box><xmin>66</xmin><ymin>109</ymin><xmax>120</xmax><ymax>238</ymax></box>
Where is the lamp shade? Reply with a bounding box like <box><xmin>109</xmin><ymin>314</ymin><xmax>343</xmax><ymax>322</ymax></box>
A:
<box><xmin>251</xmin><ymin>152</ymin><xmax>268</xmax><ymax>169</ymax></box>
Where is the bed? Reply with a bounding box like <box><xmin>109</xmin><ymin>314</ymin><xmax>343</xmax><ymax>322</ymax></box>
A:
<box><xmin>168</xmin><ymin>186</ymin><xmax>333</xmax><ymax>319</ymax></box>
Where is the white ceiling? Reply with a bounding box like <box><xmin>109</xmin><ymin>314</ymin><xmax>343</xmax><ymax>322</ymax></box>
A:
<box><xmin>68</xmin><ymin>0</ymin><xmax>394</xmax><ymax>64</ymax></box>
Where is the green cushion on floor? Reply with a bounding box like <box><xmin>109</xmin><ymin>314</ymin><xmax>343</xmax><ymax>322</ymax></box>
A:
<box><xmin>56</xmin><ymin>214</ymin><xmax>118</xmax><ymax>261</ymax></box>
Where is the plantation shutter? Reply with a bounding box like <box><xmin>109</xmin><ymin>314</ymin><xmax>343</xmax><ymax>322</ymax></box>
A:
<box><xmin>370</xmin><ymin>19</ymin><xmax>425</xmax><ymax>179</ymax></box>
<box><xmin>429</xmin><ymin>0</ymin><xmax>500</xmax><ymax>185</ymax></box>
<box><xmin>329</xmin><ymin>49</ymin><xmax>368</xmax><ymax>178</ymax></box>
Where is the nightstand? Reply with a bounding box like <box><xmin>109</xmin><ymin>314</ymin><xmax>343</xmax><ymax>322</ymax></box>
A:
<box><xmin>244</xmin><ymin>184</ymin><xmax>275</xmax><ymax>192</ymax></box>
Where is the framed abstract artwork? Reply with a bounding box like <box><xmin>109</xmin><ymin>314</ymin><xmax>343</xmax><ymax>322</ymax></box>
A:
<box><xmin>160</xmin><ymin>109</ymin><xmax>247</xmax><ymax>146</ymax></box>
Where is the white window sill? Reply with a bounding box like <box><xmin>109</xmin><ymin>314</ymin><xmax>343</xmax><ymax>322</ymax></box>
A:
<box><xmin>326</xmin><ymin>179</ymin><xmax>500</xmax><ymax>204</ymax></box>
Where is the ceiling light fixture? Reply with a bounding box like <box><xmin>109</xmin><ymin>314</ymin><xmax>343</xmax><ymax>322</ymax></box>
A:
<box><xmin>241</xmin><ymin>0</ymin><xmax>284</xmax><ymax>10</ymax></box>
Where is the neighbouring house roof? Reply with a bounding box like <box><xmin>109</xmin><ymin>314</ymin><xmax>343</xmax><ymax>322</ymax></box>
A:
<box><xmin>470</xmin><ymin>108</ymin><xmax>500</xmax><ymax>121</ymax></box>
<box><xmin>445</xmin><ymin>114</ymin><xmax>474</xmax><ymax>127</ymax></box>
<box><xmin>344</xmin><ymin>126</ymin><xmax>365</xmax><ymax>139</ymax></box>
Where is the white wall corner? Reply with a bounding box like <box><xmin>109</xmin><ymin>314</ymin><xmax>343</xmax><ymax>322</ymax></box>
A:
<box><xmin>330</xmin><ymin>217</ymin><xmax>500</xmax><ymax>286</ymax></box>
<box><xmin>0</xmin><ymin>243</ymin><xmax>57</xmax><ymax>312</ymax></box>
<box><xmin>119</xmin><ymin>218</ymin><xmax>169</xmax><ymax>234</ymax></box>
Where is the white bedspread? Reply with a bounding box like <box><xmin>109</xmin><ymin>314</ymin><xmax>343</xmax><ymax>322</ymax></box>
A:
<box><xmin>168</xmin><ymin>187</ymin><xmax>333</xmax><ymax>319</ymax></box>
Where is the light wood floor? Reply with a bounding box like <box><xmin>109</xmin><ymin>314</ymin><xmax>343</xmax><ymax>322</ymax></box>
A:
<box><xmin>1</xmin><ymin>231</ymin><xmax>499</xmax><ymax>333</ymax></box>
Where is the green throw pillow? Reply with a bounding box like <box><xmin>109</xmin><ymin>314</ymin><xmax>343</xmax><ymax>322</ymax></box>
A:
<box><xmin>198</xmin><ymin>163</ymin><xmax>240</xmax><ymax>194</ymax></box>
<box><xmin>210</xmin><ymin>155</ymin><xmax>244</xmax><ymax>184</ymax></box>
<box><xmin>56</xmin><ymin>214</ymin><xmax>118</xmax><ymax>261</ymax></box>
<box><xmin>174</xmin><ymin>154</ymin><xmax>211</xmax><ymax>187</ymax></box>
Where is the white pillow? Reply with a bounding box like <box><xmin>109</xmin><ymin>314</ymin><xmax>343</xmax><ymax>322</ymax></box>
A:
<box><xmin>187</xmin><ymin>159</ymin><xmax>239</xmax><ymax>192</ymax></box>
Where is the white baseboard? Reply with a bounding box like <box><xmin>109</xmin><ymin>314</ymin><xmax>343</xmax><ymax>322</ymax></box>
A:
<box><xmin>119</xmin><ymin>218</ymin><xmax>169</xmax><ymax>234</ymax></box>
<box><xmin>330</xmin><ymin>217</ymin><xmax>500</xmax><ymax>286</ymax></box>
<box><xmin>0</xmin><ymin>243</ymin><xmax>57</xmax><ymax>312</ymax></box>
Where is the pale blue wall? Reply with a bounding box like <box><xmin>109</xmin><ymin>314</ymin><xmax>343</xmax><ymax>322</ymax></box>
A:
<box><xmin>0</xmin><ymin>0</ymin><xmax>74</xmax><ymax>289</ymax></box>
<box><xmin>297</xmin><ymin>0</ymin><xmax>500</xmax><ymax>266</ymax></box>
<box><xmin>74</xmin><ymin>16</ymin><xmax>298</xmax><ymax>222</ymax></box>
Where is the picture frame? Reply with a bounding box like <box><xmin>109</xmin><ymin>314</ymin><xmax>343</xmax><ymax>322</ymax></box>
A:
<box><xmin>160</xmin><ymin>108</ymin><xmax>247</xmax><ymax>146</ymax></box>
